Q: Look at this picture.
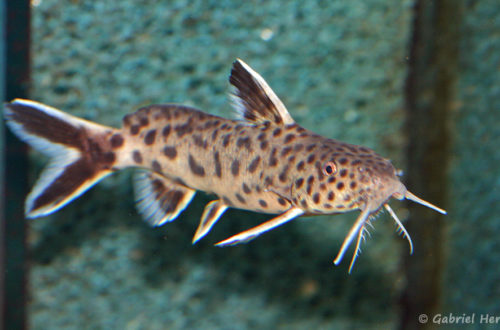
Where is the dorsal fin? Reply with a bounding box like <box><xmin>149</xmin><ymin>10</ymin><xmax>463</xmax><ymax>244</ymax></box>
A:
<box><xmin>229</xmin><ymin>59</ymin><xmax>295</xmax><ymax>126</ymax></box>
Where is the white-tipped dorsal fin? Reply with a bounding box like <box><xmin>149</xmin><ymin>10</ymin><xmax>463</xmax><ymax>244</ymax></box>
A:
<box><xmin>229</xmin><ymin>59</ymin><xmax>295</xmax><ymax>126</ymax></box>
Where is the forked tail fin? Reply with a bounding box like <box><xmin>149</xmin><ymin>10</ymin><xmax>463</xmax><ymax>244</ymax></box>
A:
<box><xmin>4</xmin><ymin>99</ymin><xmax>118</xmax><ymax>218</ymax></box>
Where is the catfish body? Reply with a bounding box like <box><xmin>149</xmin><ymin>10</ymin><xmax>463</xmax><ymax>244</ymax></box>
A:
<box><xmin>4</xmin><ymin>59</ymin><xmax>445</xmax><ymax>272</ymax></box>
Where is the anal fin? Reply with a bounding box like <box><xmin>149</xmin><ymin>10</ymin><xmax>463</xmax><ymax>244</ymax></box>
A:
<box><xmin>215</xmin><ymin>207</ymin><xmax>304</xmax><ymax>246</ymax></box>
<box><xmin>192</xmin><ymin>200</ymin><xmax>228</xmax><ymax>244</ymax></box>
<box><xmin>134</xmin><ymin>171</ymin><xmax>196</xmax><ymax>226</ymax></box>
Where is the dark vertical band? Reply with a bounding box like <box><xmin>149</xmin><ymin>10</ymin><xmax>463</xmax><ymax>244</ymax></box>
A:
<box><xmin>400</xmin><ymin>1</ymin><xmax>461</xmax><ymax>329</ymax></box>
<box><xmin>2</xmin><ymin>1</ymin><xmax>31</xmax><ymax>329</ymax></box>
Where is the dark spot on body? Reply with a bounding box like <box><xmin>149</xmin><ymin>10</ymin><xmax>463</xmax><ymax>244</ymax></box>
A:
<box><xmin>188</xmin><ymin>154</ymin><xmax>205</xmax><ymax>176</ymax></box>
<box><xmin>328</xmin><ymin>176</ymin><xmax>336</xmax><ymax>183</ymax></box>
<box><xmin>284</xmin><ymin>134</ymin><xmax>296</xmax><ymax>144</ymax></box>
<box><xmin>242</xmin><ymin>183</ymin><xmax>251</xmax><ymax>194</ymax></box>
<box><xmin>235</xmin><ymin>193</ymin><xmax>246</xmax><ymax>204</ymax></box>
<box><xmin>222</xmin><ymin>134</ymin><xmax>231</xmax><ymax>147</ymax></box>
<box><xmin>152</xmin><ymin>160</ymin><xmax>161</xmax><ymax>172</ymax></box>
<box><xmin>360</xmin><ymin>147</ymin><xmax>370</xmax><ymax>153</ymax></box>
<box><xmin>337</xmin><ymin>182</ymin><xmax>344</xmax><ymax>190</ymax></box>
<box><xmin>139</xmin><ymin>117</ymin><xmax>149</xmax><ymax>126</ymax></box>
<box><xmin>273</xmin><ymin>115</ymin><xmax>282</xmax><ymax>124</ymax></box>
<box><xmin>279</xmin><ymin>165</ymin><xmax>289</xmax><ymax>182</ymax></box>
<box><xmin>214</xmin><ymin>152</ymin><xmax>222</xmax><ymax>177</ymax></box>
<box><xmin>347</xmin><ymin>146</ymin><xmax>358</xmax><ymax>153</ymax></box>
<box><xmin>110</xmin><ymin>134</ymin><xmax>124</xmax><ymax>148</ymax></box>
<box><xmin>350</xmin><ymin>181</ymin><xmax>357</xmax><ymax>189</ymax></box>
<box><xmin>211</xmin><ymin>129</ymin><xmax>219</xmax><ymax>141</ymax></box>
<box><xmin>130</xmin><ymin>125</ymin><xmax>140</xmax><ymax>135</ymax></box>
<box><xmin>231</xmin><ymin>159</ymin><xmax>240</xmax><ymax>176</ymax></box>
<box><xmin>144</xmin><ymin>129</ymin><xmax>157</xmax><ymax>145</ymax></box>
<box><xmin>223</xmin><ymin>196</ymin><xmax>232</xmax><ymax>206</ymax></box>
<box><xmin>259</xmin><ymin>199</ymin><xmax>268</xmax><ymax>208</ymax></box>
<box><xmin>296</xmin><ymin>161</ymin><xmax>305</xmax><ymax>171</ymax></box>
<box><xmin>340</xmin><ymin>169</ymin><xmax>348</xmax><ymax>177</ymax></box>
<box><xmin>269</xmin><ymin>148</ymin><xmax>278</xmax><ymax>167</ymax></box>
<box><xmin>307</xmin><ymin>176</ymin><xmax>314</xmax><ymax>195</ymax></box>
<box><xmin>264</xmin><ymin>176</ymin><xmax>273</xmax><ymax>186</ymax></box>
<box><xmin>273</xmin><ymin>128</ymin><xmax>282</xmax><ymax>137</ymax></box>
<box><xmin>307</xmin><ymin>175</ymin><xmax>315</xmax><ymax>185</ymax></box>
<box><xmin>133</xmin><ymin>150</ymin><xmax>143</xmax><ymax>164</ymax></box>
<box><xmin>281</xmin><ymin>147</ymin><xmax>292</xmax><ymax>157</ymax></box>
<box><xmin>313</xmin><ymin>193</ymin><xmax>320</xmax><ymax>204</ymax></box>
<box><xmin>248</xmin><ymin>156</ymin><xmax>261</xmax><ymax>173</ymax></box>
<box><xmin>327</xmin><ymin>191</ymin><xmax>335</xmax><ymax>201</ymax></box>
<box><xmin>261</xmin><ymin>122</ymin><xmax>271</xmax><ymax>131</ymax></box>
<box><xmin>295</xmin><ymin>178</ymin><xmax>304</xmax><ymax>189</ymax></box>
<box><xmin>193</xmin><ymin>134</ymin><xmax>207</xmax><ymax>149</ymax></box>
<box><xmin>260</xmin><ymin>140</ymin><xmax>269</xmax><ymax>150</ymax></box>
<box><xmin>163</xmin><ymin>146</ymin><xmax>177</xmax><ymax>159</ymax></box>
<box><xmin>307</xmin><ymin>154</ymin><xmax>316</xmax><ymax>164</ymax></box>
<box><xmin>257</xmin><ymin>133</ymin><xmax>266</xmax><ymax>141</ymax></box>
<box><xmin>162</xmin><ymin>125</ymin><xmax>171</xmax><ymax>139</ymax></box>
<box><xmin>306</xmin><ymin>144</ymin><xmax>316</xmax><ymax>151</ymax></box>
<box><xmin>300</xmin><ymin>199</ymin><xmax>308</xmax><ymax>208</ymax></box>
<box><xmin>277</xmin><ymin>198</ymin><xmax>287</xmax><ymax>206</ymax></box>
<box><xmin>175</xmin><ymin>120</ymin><xmax>193</xmax><ymax>137</ymax></box>
<box><xmin>236</xmin><ymin>137</ymin><xmax>251</xmax><ymax>151</ymax></box>
<box><xmin>339</xmin><ymin>158</ymin><xmax>348</xmax><ymax>165</ymax></box>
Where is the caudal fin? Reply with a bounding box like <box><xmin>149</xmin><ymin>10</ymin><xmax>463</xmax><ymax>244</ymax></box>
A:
<box><xmin>4</xmin><ymin>99</ymin><xmax>118</xmax><ymax>218</ymax></box>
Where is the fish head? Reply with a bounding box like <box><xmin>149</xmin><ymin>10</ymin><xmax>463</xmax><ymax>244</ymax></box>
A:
<box><xmin>324</xmin><ymin>142</ymin><xmax>446</xmax><ymax>272</ymax></box>
<box><xmin>290</xmin><ymin>139</ymin><xmax>421</xmax><ymax>215</ymax></box>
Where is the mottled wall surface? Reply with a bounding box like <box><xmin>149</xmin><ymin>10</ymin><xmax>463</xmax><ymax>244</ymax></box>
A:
<box><xmin>24</xmin><ymin>0</ymin><xmax>496</xmax><ymax>328</ymax></box>
<box><xmin>445</xmin><ymin>0</ymin><xmax>500</xmax><ymax>317</ymax></box>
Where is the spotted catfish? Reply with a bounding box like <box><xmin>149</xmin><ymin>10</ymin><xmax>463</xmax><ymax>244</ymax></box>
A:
<box><xmin>4</xmin><ymin>59</ymin><xmax>445</xmax><ymax>272</ymax></box>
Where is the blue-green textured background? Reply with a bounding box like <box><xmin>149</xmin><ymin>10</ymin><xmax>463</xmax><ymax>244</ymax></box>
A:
<box><xmin>18</xmin><ymin>0</ymin><xmax>500</xmax><ymax>329</ymax></box>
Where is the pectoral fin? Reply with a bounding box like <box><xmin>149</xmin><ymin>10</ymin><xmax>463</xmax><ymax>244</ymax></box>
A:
<box><xmin>215</xmin><ymin>207</ymin><xmax>304</xmax><ymax>246</ymax></box>
<box><xmin>134</xmin><ymin>171</ymin><xmax>196</xmax><ymax>226</ymax></box>
<box><xmin>192</xmin><ymin>200</ymin><xmax>228</xmax><ymax>244</ymax></box>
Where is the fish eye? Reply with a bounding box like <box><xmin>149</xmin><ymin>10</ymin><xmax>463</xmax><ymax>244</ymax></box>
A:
<box><xmin>323</xmin><ymin>161</ymin><xmax>337</xmax><ymax>176</ymax></box>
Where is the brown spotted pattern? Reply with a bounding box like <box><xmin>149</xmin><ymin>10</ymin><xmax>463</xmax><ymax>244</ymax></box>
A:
<box><xmin>115</xmin><ymin>96</ymin><xmax>397</xmax><ymax>216</ymax></box>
